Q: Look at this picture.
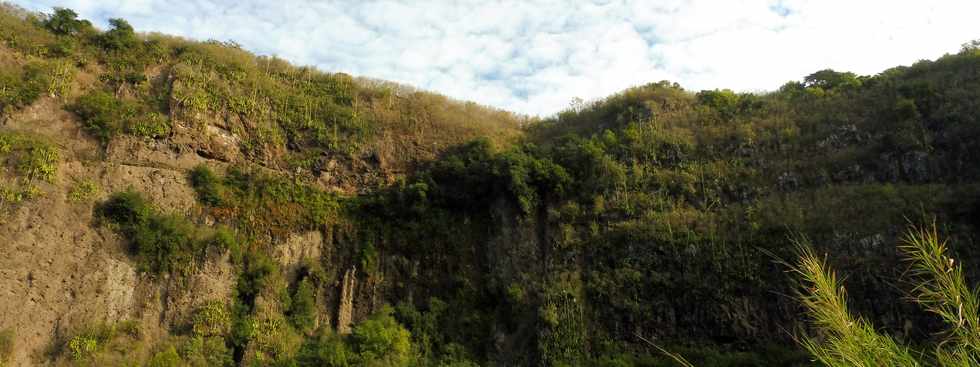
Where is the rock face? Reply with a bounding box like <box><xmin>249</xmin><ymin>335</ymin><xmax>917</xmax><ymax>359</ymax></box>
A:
<box><xmin>0</xmin><ymin>101</ymin><xmax>235</xmax><ymax>366</ymax></box>
<box><xmin>336</xmin><ymin>268</ymin><xmax>357</xmax><ymax>335</ymax></box>
<box><xmin>0</xmin><ymin>94</ymin><xmax>392</xmax><ymax>365</ymax></box>
<box><xmin>274</xmin><ymin>231</ymin><xmax>324</xmax><ymax>281</ymax></box>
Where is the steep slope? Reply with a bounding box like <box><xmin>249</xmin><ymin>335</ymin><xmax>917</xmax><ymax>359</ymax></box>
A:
<box><xmin>3</xmin><ymin>4</ymin><xmax>980</xmax><ymax>367</ymax></box>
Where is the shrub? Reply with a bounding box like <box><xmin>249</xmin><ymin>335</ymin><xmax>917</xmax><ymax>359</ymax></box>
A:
<box><xmin>350</xmin><ymin>306</ymin><xmax>412</xmax><ymax>366</ymax></box>
<box><xmin>236</xmin><ymin>252</ymin><xmax>279</xmax><ymax>309</ymax></box>
<box><xmin>17</xmin><ymin>144</ymin><xmax>59</xmax><ymax>183</ymax></box>
<box><xmin>146</xmin><ymin>346</ymin><xmax>181</xmax><ymax>367</ymax></box>
<box><xmin>67</xmin><ymin>179</ymin><xmax>99</xmax><ymax>202</ymax></box>
<box><xmin>71</xmin><ymin>91</ymin><xmax>170</xmax><ymax>145</ymax></box>
<box><xmin>128</xmin><ymin>111</ymin><xmax>170</xmax><ymax>138</ymax></box>
<box><xmin>0</xmin><ymin>60</ymin><xmax>73</xmax><ymax>114</ymax></box>
<box><xmin>182</xmin><ymin>336</ymin><xmax>234</xmax><ymax>367</ymax></box>
<box><xmin>0</xmin><ymin>132</ymin><xmax>59</xmax><ymax>183</ymax></box>
<box><xmin>97</xmin><ymin>190</ymin><xmax>233</xmax><ymax>275</ymax></box>
<box><xmin>67</xmin><ymin>335</ymin><xmax>98</xmax><ymax>360</ymax></box>
<box><xmin>288</xmin><ymin>278</ymin><xmax>317</xmax><ymax>333</ymax></box>
<box><xmin>188</xmin><ymin>164</ymin><xmax>224</xmax><ymax>206</ymax></box>
<box><xmin>296</xmin><ymin>332</ymin><xmax>352</xmax><ymax>367</ymax></box>
<box><xmin>192</xmin><ymin>301</ymin><xmax>231</xmax><ymax>337</ymax></box>
<box><xmin>70</xmin><ymin>91</ymin><xmax>129</xmax><ymax>144</ymax></box>
<box><xmin>97</xmin><ymin>190</ymin><xmax>152</xmax><ymax>232</ymax></box>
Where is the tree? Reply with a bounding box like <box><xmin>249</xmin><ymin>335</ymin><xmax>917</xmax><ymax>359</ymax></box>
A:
<box><xmin>101</xmin><ymin>18</ymin><xmax>138</xmax><ymax>50</ymax></box>
<box><xmin>803</xmin><ymin>69</ymin><xmax>862</xmax><ymax>91</ymax></box>
<box><xmin>44</xmin><ymin>8</ymin><xmax>90</xmax><ymax>36</ymax></box>
<box><xmin>962</xmin><ymin>39</ymin><xmax>980</xmax><ymax>52</ymax></box>
<box><xmin>696</xmin><ymin>89</ymin><xmax>740</xmax><ymax>120</ymax></box>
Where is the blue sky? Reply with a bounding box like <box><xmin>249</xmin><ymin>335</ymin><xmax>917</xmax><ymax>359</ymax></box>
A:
<box><xmin>10</xmin><ymin>0</ymin><xmax>980</xmax><ymax>116</ymax></box>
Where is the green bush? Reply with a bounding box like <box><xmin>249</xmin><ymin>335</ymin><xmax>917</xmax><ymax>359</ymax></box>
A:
<box><xmin>0</xmin><ymin>132</ymin><xmax>59</xmax><ymax>183</ymax></box>
<box><xmin>70</xmin><ymin>91</ymin><xmax>129</xmax><ymax>144</ymax></box>
<box><xmin>128</xmin><ymin>111</ymin><xmax>170</xmax><ymax>138</ymax></box>
<box><xmin>17</xmin><ymin>143</ymin><xmax>59</xmax><ymax>183</ymax></box>
<box><xmin>43</xmin><ymin>7</ymin><xmax>92</xmax><ymax>36</ymax></box>
<box><xmin>182</xmin><ymin>336</ymin><xmax>234</xmax><ymax>367</ymax></box>
<box><xmin>71</xmin><ymin>90</ymin><xmax>170</xmax><ymax>145</ymax></box>
<box><xmin>192</xmin><ymin>301</ymin><xmax>231</xmax><ymax>337</ymax></box>
<box><xmin>146</xmin><ymin>346</ymin><xmax>181</xmax><ymax>367</ymax></box>
<box><xmin>296</xmin><ymin>332</ymin><xmax>353</xmax><ymax>367</ymax></box>
<box><xmin>350</xmin><ymin>306</ymin><xmax>412</xmax><ymax>366</ymax></box>
<box><xmin>97</xmin><ymin>190</ymin><xmax>234</xmax><ymax>275</ymax></box>
<box><xmin>188</xmin><ymin>164</ymin><xmax>224</xmax><ymax>206</ymax></box>
<box><xmin>0</xmin><ymin>60</ymin><xmax>73</xmax><ymax>115</ymax></box>
<box><xmin>190</xmin><ymin>166</ymin><xmax>341</xmax><ymax>237</ymax></box>
<box><xmin>67</xmin><ymin>179</ymin><xmax>99</xmax><ymax>202</ymax></box>
<box><xmin>67</xmin><ymin>335</ymin><xmax>98</xmax><ymax>360</ymax></box>
<box><xmin>288</xmin><ymin>278</ymin><xmax>317</xmax><ymax>333</ymax></box>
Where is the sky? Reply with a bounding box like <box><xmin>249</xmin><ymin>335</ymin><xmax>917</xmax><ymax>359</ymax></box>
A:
<box><xmin>10</xmin><ymin>0</ymin><xmax>980</xmax><ymax>116</ymax></box>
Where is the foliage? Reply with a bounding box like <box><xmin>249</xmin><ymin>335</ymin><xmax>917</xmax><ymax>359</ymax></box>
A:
<box><xmin>67</xmin><ymin>179</ymin><xmax>99</xmax><ymax>202</ymax></box>
<box><xmin>71</xmin><ymin>90</ymin><xmax>170</xmax><ymax>145</ymax></box>
<box><xmin>0</xmin><ymin>59</ymin><xmax>74</xmax><ymax>115</ymax></box>
<box><xmin>63</xmin><ymin>321</ymin><xmax>140</xmax><ymax>362</ymax></box>
<box><xmin>6</xmin><ymin>5</ymin><xmax>980</xmax><ymax>366</ymax></box>
<box><xmin>188</xmin><ymin>164</ymin><xmax>224</xmax><ymax>206</ymax></box>
<box><xmin>189</xmin><ymin>165</ymin><xmax>341</xmax><ymax>238</ymax></box>
<box><xmin>96</xmin><ymin>190</ymin><xmax>234</xmax><ymax>275</ymax></box>
<box><xmin>146</xmin><ymin>346</ymin><xmax>181</xmax><ymax>367</ymax></box>
<box><xmin>794</xmin><ymin>222</ymin><xmax>980</xmax><ymax>366</ymax></box>
<box><xmin>350</xmin><ymin>306</ymin><xmax>412</xmax><ymax>366</ymax></box>
<box><xmin>295</xmin><ymin>332</ymin><xmax>353</xmax><ymax>367</ymax></box>
<box><xmin>792</xmin><ymin>241</ymin><xmax>919</xmax><ymax>366</ymax></box>
<box><xmin>192</xmin><ymin>301</ymin><xmax>232</xmax><ymax>337</ymax></box>
<box><xmin>288</xmin><ymin>278</ymin><xmax>317</xmax><ymax>333</ymax></box>
<box><xmin>182</xmin><ymin>336</ymin><xmax>235</xmax><ymax>367</ymax></box>
<box><xmin>100</xmin><ymin>18</ymin><xmax>138</xmax><ymax>51</ymax></box>
<box><xmin>0</xmin><ymin>3</ymin><xmax>57</xmax><ymax>56</ymax></box>
<box><xmin>899</xmin><ymin>224</ymin><xmax>980</xmax><ymax>365</ymax></box>
<box><xmin>43</xmin><ymin>7</ymin><xmax>91</xmax><ymax>36</ymax></box>
<box><xmin>67</xmin><ymin>335</ymin><xmax>98</xmax><ymax>361</ymax></box>
<box><xmin>0</xmin><ymin>132</ymin><xmax>57</xmax><ymax>216</ymax></box>
<box><xmin>0</xmin><ymin>132</ymin><xmax>59</xmax><ymax>183</ymax></box>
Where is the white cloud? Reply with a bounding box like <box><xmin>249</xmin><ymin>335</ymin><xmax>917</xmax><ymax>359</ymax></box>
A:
<box><xmin>11</xmin><ymin>0</ymin><xmax>980</xmax><ymax>116</ymax></box>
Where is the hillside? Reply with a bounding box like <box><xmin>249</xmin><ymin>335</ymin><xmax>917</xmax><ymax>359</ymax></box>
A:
<box><xmin>2</xmin><ymin>4</ymin><xmax>980</xmax><ymax>367</ymax></box>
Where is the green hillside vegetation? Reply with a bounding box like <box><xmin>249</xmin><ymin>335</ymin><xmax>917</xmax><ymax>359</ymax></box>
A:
<box><xmin>4</xmin><ymin>3</ymin><xmax>980</xmax><ymax>366</ymax></box>
<box><xmin>0</xmin><ymin>4</ymin><xmax>522</xmax><ymax>171</ymax></box>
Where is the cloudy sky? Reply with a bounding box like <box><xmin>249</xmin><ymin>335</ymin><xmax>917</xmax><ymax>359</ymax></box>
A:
<box><xmin>11</xmin><ymin>0</ymin><xmax>980</xmax><ymax>116</ymax></box>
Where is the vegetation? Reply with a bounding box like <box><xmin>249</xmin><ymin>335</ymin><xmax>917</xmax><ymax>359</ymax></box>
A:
<box><xmin>0</xmin><ymin>131</ymin><xmax>58</xmax><ymax>217</ymax></box>
<box><xmin>70</xmin><ymin>90</ymin><xmax>170</xmax><ymax>145</ymax></box>
<box><xmin>179</xmin><ymin>42</ymin><xmax>980</xmax><ymax>365</ymax></box>
<box><xmin>96</xmin><ymin>190</ymin><xmax>236</xmax><ymax>275</ymax></box>
<box><xmin>794</xmin><ymin>222</ymin><xmax>980</xmax><ymax>366</ymax></box>
<box><xmin>63</xmin><ymin>321</ymin><xmax>141</xmax><ymax>364</ymax></box>
<box><xmin>4</xmin><ymin>4</ymin><xmax>980</xmax><ymax>366</ymax></box>
<box><xmin>66</xmin><ymin>178</ymin><xmax>99</xmax><ymax>202</ymax></box>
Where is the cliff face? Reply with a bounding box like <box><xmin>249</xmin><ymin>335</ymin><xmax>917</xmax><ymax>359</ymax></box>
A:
<box><xmin>4</xmin><ymin>5</ymin><xmax>980</xmax><ymax>367</ymax></box>
<box><xmin>0</xmin><ymin>97</ymin><xmax>225</xmax><ymax>366</ymax></box>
